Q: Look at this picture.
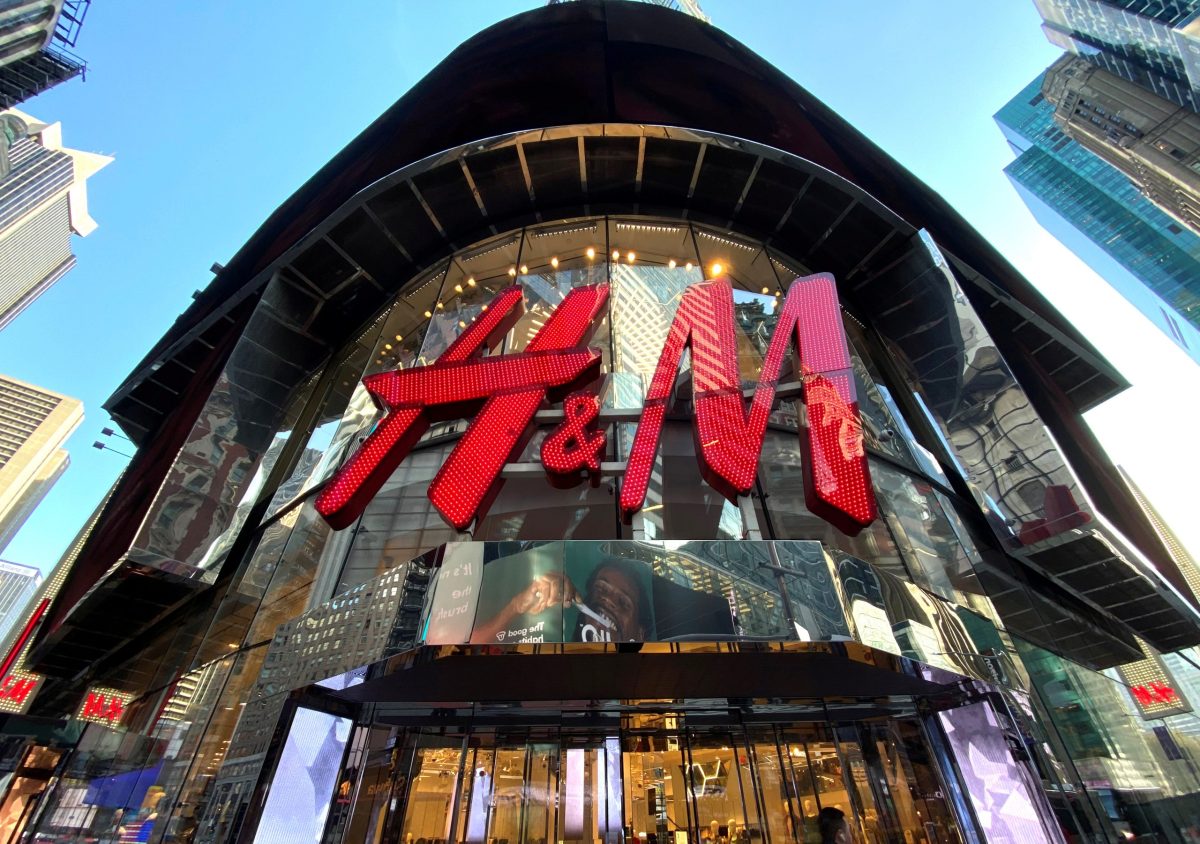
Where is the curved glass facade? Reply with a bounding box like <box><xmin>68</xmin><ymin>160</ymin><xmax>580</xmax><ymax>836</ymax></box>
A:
<box><xmin>14</xmin><ymin>213</ymin><xmax>1159</xmax><ymax>844</ymax></box>
<box><xmin>191</xmin><ymin>215</ymin><xmax>1005</xmax><ymax>623</ymax></box>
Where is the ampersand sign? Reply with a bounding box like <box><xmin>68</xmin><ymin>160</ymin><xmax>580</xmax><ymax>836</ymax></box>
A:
<box><xmin>541</xmin><ymin>390</ymin><xmax>606</xmax><ymax>487</ymax></box>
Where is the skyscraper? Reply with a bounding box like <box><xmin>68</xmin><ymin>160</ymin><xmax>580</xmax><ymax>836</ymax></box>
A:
<box><xmin>1033</xmin><ymin>0</ymin><xmax>1200</xmax><ymax>111</ymax></box>
<box><xmin>0</xmin><ymin>108</ymin><xmax>110</xmax><ymax>332</ymax></box>
<box><xmin>0</xmin><ymin>375</ymin><xmax>82</xmax><ymax>553</ymax></box>
<box><xmin>1042</xmin><ymin>54</ymin><xmax>1200</xmax><ymax>234</ymax></box>
<box><xmin>996</xmin><ymin>71</ymin><xmax>1200</xmax><ymax>358</ymax></box>
<box><xmin>0</xmin><ymin>559</ymin><xmax>39</xmax><ymax>642</ymax></box>
<box><xmin>0</xmin><ymin>1</ymin><xmax>90</xmax><ymax>109</ymax></box>
<box><xmin>1120</xmin><ymin>464</ymin><xmax>1200</xmax><ymax>600</ymax></box>
<box><xmin>548</xmin><ymin>0</ymin><xmax>709</xmax><ymax>21</ymax></box>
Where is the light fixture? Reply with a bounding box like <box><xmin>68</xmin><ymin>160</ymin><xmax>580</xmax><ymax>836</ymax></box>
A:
<box><xmin>626</xmin><ymin>251</ymin><xmax>636</xmax><ymax>262</ymax></box>
<box><xmin>586</xmin><ymin>247</ymin><xmax>596</xmax><ymax>259</ymax></box>
<box><xmin>685</xmin><ymin>261</ymin><xmax>693</xmax><ymax>270</ymax></box>
<box><xmin>423</xmin><ymin>310</ymin><xmax>432</xmax><ymax>318</ymax></box>
<box><xmin>532</xmin><ymin>222</ymin><xmax>597</xmax><ymax>238</ymax></box>
<box><xmin>696</xmin><ymin>230</ymin><xmax>756</xmax><ymax>251</ymax></box>
<box><xmin>384</xmin><ymin>343</ymin><xmax>392</xmax><ymax>350</ymax></box>
<box><xmin>508</xmin><ymin>267</ymin><xmax>517</xmax><ymax>277</ymax></box>
<box><xmin>668</xmin><ymin>259</ymin><xmax>676</xmax><ymax>268</ymax></box>
<box><xmin>615</xmin><ymin>222</ymin><xmax>681</xmax><ymax>234</ymax></box>
<box><xmin>436</xmin><ymin>301</ymin><xmax>444</xmax><ymax>310</ymax></box>
<box><xmin>467</xmin><ymin>277</ymin><xmax>476</xmax><ymax>287</ymax></box>
<box><xmin>710</xmin><ymin>262</ymin><xmax>724</xmax><ymax>276</ymax></box>
<box><xmin>550</xmin><ymin>257</ymin><xmax>559</xmax><ymax>268</ymax></box>
<box><xmin>395</xmin><ymin>334</ymin><xmax>403</xmax><ymax>341</ymax></box>
<box><xmin>520</xmin><ymin>264</ymin><xmax>528</xmax><ymax>274</ymax></box>
<box><xmin>454</xmin><ymin>284</ymin><xmax>463</xmax><ymax>293</ymax></box>
<box><xmin>612</xmin><ymin>249</ymin><xmax>620</xmax><ymax>260</ymax></box>
<box><xmin>761</xmin><ymin>287</ymin><xmax>770</xmax><ymax>294</ymax></box>
<box><xmin>92</xmin><ymin>441</ymin><xmax>133</xmax><ymax>459</ymax></box>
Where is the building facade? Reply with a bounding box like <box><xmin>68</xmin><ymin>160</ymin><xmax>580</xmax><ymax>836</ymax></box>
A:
<box><xmin>0</xmin><ymin>374</ymin><xmax>81</xmax><ymax>553</ymax></box>
<box><xmin>9</xmin><ymin>4</ymin><xmax>1200</xmax><ymax>844</ymax></box>
<box><xmin>1033</xmin><ymin>0</ymin><xmax>1200</xmax><ymax>112</ymax></box>
<box><xmin>995</xmin><ymin>71</ymin><xmax>1200</xmax><ymax>356</ymax></box>
<box><xmin>0</xmin><ymin>0</ymin><xmax>90</xmax><ymax>109</ymax></box>
<box><xmin>1042</xmin><ymin>54</ymin><xmax>1200</xmax><ymax>234</ymax></box>
<box><xmin>0</xmin><ymin>559</ymin><xmax>39</xmax><ymax>642</ymax></box>
<box><xmin>0</xmin><ymin>108</ymin><xmax>110</xmax><ymax>332</ymax></box>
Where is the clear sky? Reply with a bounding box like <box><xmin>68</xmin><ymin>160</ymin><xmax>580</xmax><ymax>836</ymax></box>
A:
<box><xmin>1</xmin><ymin>1</ymin><xmax>1197</xmax><ymax>574</ymax></box>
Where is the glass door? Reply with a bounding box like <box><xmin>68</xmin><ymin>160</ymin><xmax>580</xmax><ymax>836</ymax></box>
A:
<box><xmin>778</xmin><ymin>723</ymin><xmax>869</xmax><ymax>844</ymax></box>
<box><xmin>484</xmin><ymin>732</ymin><xmax>558</xmax><ymax>844</ymax></box>
<box><xmin>683</xmin><ymin>730</ymin><xmax>759</xmax><ymax>844</ymax></box>
<box><xmin>861</xmin><ymin>720</ymin><xmax>963</xmax><ymax>844</ymax></box>
<box><xmin>556</xmin><ymin>732</ymin><xmax>623</xmax><ymax>844</ymax></box>
<box><xmin>393</xmin><ymin>732</ymin><xmax>466</xmax><ymax>844</ymax></box>
<box><xmin>622</xmin><ymin>730</ymin><xmax>690</xmax><ymax>844</ymax></box>
<box><xmin>745</xmin><ymin>730</ymin><xmax>795</xmax><ymax>844</ymax></box>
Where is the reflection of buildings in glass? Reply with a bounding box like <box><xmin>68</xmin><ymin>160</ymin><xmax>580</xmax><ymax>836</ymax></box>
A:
<box><xmin>995</xmin><ymin>73</ymin><xmax>1200</xmax><ymax>353</ymax></box>
<box><xmin>1032</xmin><ymin>0</ymin><xmax>1200</xmax><ymax>112</ymax></box>
<box><xmin>610</xmin><ymin>263</ymin><xmax>695</xmax><ymax>401</ymax></box>
<box><xmin>941</xmin><ymin>305</ymin><xmax>1085</xmax><ymax>542</ymax></box>
<box><xmin>143</xmin><ymin>375</ymin><xmax>256</xmax><ymax>571</ymax></box>
<box><xmin>1042</xmin><ymin>54</ymin><xmax>1200</xmax><ymax>236</ymax></box>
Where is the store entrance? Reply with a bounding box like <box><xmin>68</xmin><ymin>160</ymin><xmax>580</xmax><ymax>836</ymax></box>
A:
<box><xmin>337</xmin><ymin>713</ymin><xmax>966</xmax><ymax>844</ymax></box>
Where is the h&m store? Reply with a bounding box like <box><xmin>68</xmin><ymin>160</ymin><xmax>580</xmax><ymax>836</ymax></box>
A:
<box><xmin>5</xmin><ymin>4</ymin><xmax>1200</xmax><ymax>844</ymax></box>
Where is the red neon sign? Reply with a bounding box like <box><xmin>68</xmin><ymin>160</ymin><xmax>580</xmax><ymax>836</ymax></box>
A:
<box><xmin>1132</xmin><ymin>682</ymin><xmax>1178</xmax><ymax>707</ymax></box>
<box><xmin>316</xmin><ymin>275</ymin><xmax>876</xmax><ymax>534</ymax></box>
<box><xmin>316</xmin><ymin>284</ymin><xmax>609</xmax><ymax>529</ymax></box>
<box><xmin>0</xmin><ymin>674</ymin><xmax>37</xmax><ymax>705</ymax></box>
<box><xmin>619</xmin><ymin>275</ymin><xmax>875</xmax><ymax>533</ymax></box>
<box><xmin>541</xmin><ymin>390</ymin><xmax>606</xmax><ymax>486</ymax></box>
<box><xmin>79</xmin><ymin>692</ymin><xmax>126</xmax><ymax>725</ymax></box>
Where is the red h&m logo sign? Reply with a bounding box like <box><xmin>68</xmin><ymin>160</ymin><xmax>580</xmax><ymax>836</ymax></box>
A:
<box><xmin>316</xmin><ymin>275</ymin><xmax>877</xmax><ymax>535</ymax></box>
<box><xmin>1132</xmin><ymin>683</ymin><xmax>1179</xmax><ymax>707</ymax></box>
<box><xmin>0</xmin><ymin>673</ymin><xmax>38</xmax><ymax>707</ymax></box>
<box><xmin>78</xmin><ymin>689</ymin><xmax>130</xmax><ymax>725</ymax></box>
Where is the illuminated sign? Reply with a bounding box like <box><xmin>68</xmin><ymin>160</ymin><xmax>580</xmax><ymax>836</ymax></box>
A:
<box><xmin>1132</xmin><ymin>683</ymin><xmax>1178</xmax><ymax>706</ymax></box>
<box><xmin>1117</xmin><ymin>655</ymin><xmax>1192</xmax><ymax>720</ymax></box>
<box><xmin>77</xmin><ymin>687</ymin><xmax>133</xmax><ymax>725</ymax></box>
<box><xmin>0</xmin><ymin>671</ymin><xmax>40</xmax><ymax>711</ymax></box>
<box><xmin>317</xmin><ymin>275</ymin><xmax>876</xmax><ymax>534</ymax></box>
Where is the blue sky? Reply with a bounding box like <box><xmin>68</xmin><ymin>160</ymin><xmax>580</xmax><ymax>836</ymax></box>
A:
<box><xmin>2</xmin><ymin>1</ymin><xmax>1197</xmax><ymax>573</ymax></box>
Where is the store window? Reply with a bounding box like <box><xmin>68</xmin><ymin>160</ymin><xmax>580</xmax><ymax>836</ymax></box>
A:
<box><xmin>1016</xmin><ymin>638</ymin><xmax>1200</xmax><ymax>841</ymax></box>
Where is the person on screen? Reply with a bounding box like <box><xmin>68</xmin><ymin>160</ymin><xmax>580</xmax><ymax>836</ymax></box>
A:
<box><xmin>470</xmin><ymin>558</ymin><xmax>649</xmax><ymax>643</ymax></box>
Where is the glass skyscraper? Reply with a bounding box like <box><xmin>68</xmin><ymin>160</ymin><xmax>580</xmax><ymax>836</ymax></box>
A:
<box><xmin>996</xmin><ymin>73</ymin><xmax>1200</xmax><ymax>362</ymax></box>
<box><xmin>1033</xmin><ymin>0</ymin><xmax>1200</xmax><ymax>111</ymax></box>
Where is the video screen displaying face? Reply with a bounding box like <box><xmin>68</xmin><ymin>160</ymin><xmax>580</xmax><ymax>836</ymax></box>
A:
<box><xmin>457</xmin><ymin>541</ymin><xmax>740</xmax><ymax>645</ymax></box>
